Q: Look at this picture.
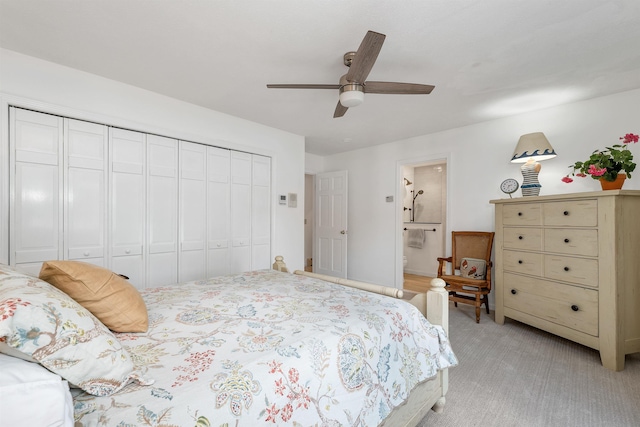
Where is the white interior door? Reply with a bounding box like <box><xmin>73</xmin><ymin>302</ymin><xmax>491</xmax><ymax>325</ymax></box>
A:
<box><xmin>315</xmin><ymin>170</ymin><xmax>348</xmax><ymax>278</ymax></box>
<box><xmin>207</xmin><ymin>146</ymin><xmax>231</xmax><ymax>277</ymax></box>
<box><xmin>10</xmin><ymin>108</ymin><xmax>63</xmax><ymax>275</ymax></box>
<box><xmin>65</xmin><ymin>118</ymin><xmax>108</xmax><ymax>267</ymax></box>
<box><xmin>110</xmin><ymin>128</ymin><xmax>146</xmax><ymax>288</ymax></box>
<box><xmin>147</xmin><ymin>135</ymin><xmax>178</xmax><ymax>287</ymax></box>
<box><xmin>230</xmin><ymin>151</ymin><xmax>251</xmax><ymax>273</ymax></box>
<box><xmin>179</xmin><ymin>141</ymin><xmax>207</xmax><ymax>282</ymax></box>
<box><xmin>251</xmin><ymin>155</ymin><xmax>271</xmax><ymax>270</ymax></box>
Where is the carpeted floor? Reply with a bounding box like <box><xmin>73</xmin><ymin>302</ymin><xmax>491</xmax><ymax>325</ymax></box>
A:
<box><xmin>418</xmin><ymin>303</ymin><xmax>640</xmax><ymax>427</ymax></box>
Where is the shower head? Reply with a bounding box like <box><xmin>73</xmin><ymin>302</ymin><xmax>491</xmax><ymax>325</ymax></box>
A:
<box><xmin>404</xmin><ymin>178</ymin><xmax>412</xmax><ymax>186</ymax></box>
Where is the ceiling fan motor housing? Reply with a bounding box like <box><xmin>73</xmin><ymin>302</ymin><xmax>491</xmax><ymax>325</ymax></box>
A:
<box><xmin>339</xmin><ymin>83</ymin><xmax>364</xmax><ymax>107</ymax></box>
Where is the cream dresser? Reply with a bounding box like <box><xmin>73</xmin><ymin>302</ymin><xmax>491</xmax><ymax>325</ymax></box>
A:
<box><xmin>490</xmin><ymin>190</ymin><xmax>640</xmax><ymax>371</ymax></box>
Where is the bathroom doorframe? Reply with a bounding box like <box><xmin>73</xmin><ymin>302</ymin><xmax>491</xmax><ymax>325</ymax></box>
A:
<box><xmin>395</xmin><ymin>152</ymin><xmax>451</xmax><ymax>289</ymax></box>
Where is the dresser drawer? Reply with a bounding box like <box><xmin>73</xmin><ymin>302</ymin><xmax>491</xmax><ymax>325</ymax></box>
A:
<box><xmin>503</xmin><ymin>227</ymin><xmax>542</xmax><ymax>251</ymax></box>
<box><xmin>544</xmin><ymin>229</ymin><xmax>598</xmax><ymax>257</ymax></box>
<box><xmin>503</xmin><ymin>273</ymin><xmax>598</xmax><ymax>336</ymax></box>
<box><xmin>503</xmin><ymin>250</ymin><xmax>543</xmax><ymax>276</ymax></box>
<box><xmin>502</xmin><ymin>203</ymin><xmax>542</xmax><ymax>226</ymax></box>
<box><xmin>543</xmin><ymin>200</ymin><xmax>597</xmax><ymax>227</ymax></box>
<box><xmin>544</xmin><ymin>255</ymin><xmax>598</xmax><ymax>287</ymax></box>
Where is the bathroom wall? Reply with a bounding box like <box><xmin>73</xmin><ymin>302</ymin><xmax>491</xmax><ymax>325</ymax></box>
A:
<box><xmin>403</xmin><ymin>223</ymin><xmax>445</xmax><ymax>276</ymax></box>
<box><xmin>402</xmin><ymin>162</ymin><xmax>446</xmax><ymax>277</ymax></box>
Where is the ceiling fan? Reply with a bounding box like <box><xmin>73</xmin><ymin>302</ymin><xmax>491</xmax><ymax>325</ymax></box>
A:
<box><xmin>267</xmin><ymin>30</ymin><xmax>435</xmax><ymax>118</ymax></box>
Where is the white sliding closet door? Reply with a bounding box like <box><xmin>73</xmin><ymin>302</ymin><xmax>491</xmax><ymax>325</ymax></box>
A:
<box><xmin>8</xmin><ymin>107</ymin><xmax>272</xmax><ymax>285</ymax></box>
<box><xmin>251</xmin><ymin>155</ymin><xmax>271</xmax><ymax>270</ymax></box>
<box><xmin>147</xmin><ymin>135</ymin><xmax>178</xmax><ymax>287</ymax></box>
<box><xmin>230</xmin><ymin>151</ymin><xmax>252</xmax><ymax>273</ymax></box>
<box><xmin>10</xmin><ymin>108</ymin><xmax>63</xmax><ymax>276</ymax></box>
<box><xmin>110</xmin><ymin>128</ymin><xmax>146</xmax><ymax>288</ymax></box>
<box><xmin>207</xmin><ymin>146</ymin><xmax>231</xmax><ymax>277</ymax></box>
<box><xmin>65</xmin><ymin>119</ymin><xmax>108</xmax><ymax>267</ymax></box>
<box><xmin>179</xmin><ymin>141</ymin><xmax>207</xmax><ymax>282</ymax></box>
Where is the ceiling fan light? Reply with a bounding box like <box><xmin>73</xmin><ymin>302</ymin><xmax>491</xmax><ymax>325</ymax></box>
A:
<box><xmin>339</xmin><ymin>88</ymin><xmax>364</xmax><ymax>108</ymax></box>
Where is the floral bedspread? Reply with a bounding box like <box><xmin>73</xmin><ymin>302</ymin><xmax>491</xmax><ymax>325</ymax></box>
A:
<box><xmin>73</xmin><ymin>270</ymin><xmax>457</xmax><ymax>426</ymax></box>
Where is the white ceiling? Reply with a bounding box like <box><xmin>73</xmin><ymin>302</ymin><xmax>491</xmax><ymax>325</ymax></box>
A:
<box><xmin>1</xmin><ymin>1</ymin><xmax>639</xmax><ymax>156</ymax></box>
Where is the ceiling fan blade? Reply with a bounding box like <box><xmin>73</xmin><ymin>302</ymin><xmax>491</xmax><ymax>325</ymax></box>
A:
<box><xmin>333</xmin><ymin>102</ymin><xmax>348</xmax><ymax>118</ymax></box>
<box><xmin>364</xmin><ymin>81</ymin><xmax>435</xmax><ymax>94</ymax></box>
<box><xmin>345</xmin><ymin>31</ymin><xmax>386</xmax><ymax>84</ymax></box>
<box><xmin>266</xmin><ymin>84</ymin><xmax>341</xmax><ymax>89</ymax></box>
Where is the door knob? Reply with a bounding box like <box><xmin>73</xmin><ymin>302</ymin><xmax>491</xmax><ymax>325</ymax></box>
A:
<box><xmin>340</xmin><ymin>230</ymin><xmax>347</xmax><ymax>235</ymax></box>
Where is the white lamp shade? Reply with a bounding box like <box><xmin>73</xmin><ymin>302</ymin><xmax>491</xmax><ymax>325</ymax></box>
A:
<box><xmin>511</xmin><ymin>132</ymin><xmax>557</xmax><ymax>163</ymax></box>
<box><xmin>339</xmin><ymin>89</ymin><xmax>364</xmax><ymax>108</ymax></box>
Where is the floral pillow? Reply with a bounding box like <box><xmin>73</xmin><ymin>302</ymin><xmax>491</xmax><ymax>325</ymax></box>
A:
<box><xmin>460</xmin><ymin>257</ymin><xmax>487</xmax><ymax>280</ymax></box>
<box><xmin>0</xmin><ymin>264</ymin><xmax>152</xmax><ymax>396</ymax></box>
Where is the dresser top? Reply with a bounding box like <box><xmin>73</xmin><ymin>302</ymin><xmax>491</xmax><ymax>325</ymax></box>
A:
<box><xmin>490</xmin><ymin>189</ymin><xmax>640</xmax><ymax>204</ymax></box>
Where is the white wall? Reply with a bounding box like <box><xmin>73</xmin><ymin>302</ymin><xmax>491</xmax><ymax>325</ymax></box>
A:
<box><xmin>318</xmin><ymin>88</ymin><xmax>640</xmax><ymax>293</ymax></box>
<box><xmin>0</xmin><ymin>48</ymin><xmax>306</xmax><ymax>270</ymax></box>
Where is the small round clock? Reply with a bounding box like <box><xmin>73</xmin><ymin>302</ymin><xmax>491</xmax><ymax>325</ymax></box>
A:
<box><xmin>500</xmin><ymin>178</ymin><xmax>519</xmax><ymax>198</ymax></box>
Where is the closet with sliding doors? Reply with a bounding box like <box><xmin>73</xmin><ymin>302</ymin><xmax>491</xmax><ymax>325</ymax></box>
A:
<box><xmin>8</xmin><ymin>107</ymin><xmax>271</xmax><ymax>289</ymax></box>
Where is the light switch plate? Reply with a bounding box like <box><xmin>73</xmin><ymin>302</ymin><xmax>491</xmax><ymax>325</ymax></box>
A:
<box><xmin>288</xmin><ymin>192</ymin><xmax>297</xmax><ymax>208</ymax></box>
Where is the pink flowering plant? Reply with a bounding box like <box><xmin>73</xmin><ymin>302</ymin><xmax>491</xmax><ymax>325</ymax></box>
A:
<box><xmin>563</xmin><ymin>133</ymin><xmax>639</xmax><ymax>183</ymax></box>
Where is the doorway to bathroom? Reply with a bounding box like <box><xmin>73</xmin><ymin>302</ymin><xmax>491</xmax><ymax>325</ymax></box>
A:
<box><xmin>396</xmin><ymin>156</ymin><xmax>449</xmax><ymax>290</ymax></box>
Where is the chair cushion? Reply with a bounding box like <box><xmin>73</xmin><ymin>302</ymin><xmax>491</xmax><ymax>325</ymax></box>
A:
<box><xmin>39</xmin><ymin>261</ymin><xmax>148</xmax><ymax>333</ymax></box>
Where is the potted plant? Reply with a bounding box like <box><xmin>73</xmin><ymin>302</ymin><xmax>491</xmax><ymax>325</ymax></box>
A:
<box><xmin>562</xmin><ymin>133</ymin><xmax>638</xmax><ymax>189</ymax></box>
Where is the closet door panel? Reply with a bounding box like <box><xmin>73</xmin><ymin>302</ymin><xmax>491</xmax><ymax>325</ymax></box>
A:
<box><xmin>14</xmin><ymin>109</ymin><xmax>61</xmax><ymax>165</ymax></box>
<box><xmin>14</xmin><ymin>163</ymin><xmax>60</xmax><ymax>264</ymax></box>
<box><xmin>11</xmin><ymin>108</ymin><xmax>63</xmax><ymax>270</ymax></box>
<box><xmin>230</xmin><ymin>151</ymin><xmax>251</xmax><ymax>273</ymax></box>
<box><xmin>147</xmin><ymin>135</ymin><xmax>178</xmax><ymax>287</ymax></box>
<box><xmin>110</xmin><ymin>128</ymin><xmax>145</xmax><ymax>288</ymax></box>
<box><xmin>251</xmin><ymin>155</ymin><xmax>271</xmax><ymax>270</ymax></box>
<box><xmin>65</xmin><ymin>119</ymin><xmax>107</xmax><ymax>265</ymax></box>
<box><xmin>179</xmin><ymin>142</ymin><xmax>207</xmax><ymax>282</ymax></box>
<box><xmin>207</xmin><ymin>147</ymin><xmax>230</xmax><ymax>277</ymax></box>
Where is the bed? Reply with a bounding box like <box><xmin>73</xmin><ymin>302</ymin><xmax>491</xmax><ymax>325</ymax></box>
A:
<box><xmin>0</xmin><ymin>257</ymin><xmax>456</xmax><ymax>427</ymax></box>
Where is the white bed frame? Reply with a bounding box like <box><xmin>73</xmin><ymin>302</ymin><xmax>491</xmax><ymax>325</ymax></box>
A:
<box><xmin>272</xmin><ymin>256</ymin><xmax>449</xmax><ymax>426</ymax></box>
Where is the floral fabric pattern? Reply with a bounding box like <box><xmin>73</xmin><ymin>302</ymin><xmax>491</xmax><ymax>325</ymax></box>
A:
<box><xmin>72</xmin><ymin>269</ymin><xmax>458</xmax><ymax>426</ymax></box>
<box><xmin>0</xmin><ymin>265</ymin><xmax>151</xmax><ymax>396</ymax></box>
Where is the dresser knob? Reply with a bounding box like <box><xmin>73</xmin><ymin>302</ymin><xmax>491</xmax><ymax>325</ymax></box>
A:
<box><xmin>84</xmin><ymin>252</ymin><xmax>90</xmax><ymax>257</ymax></box>
<box><xmin>564</xmin><ymin>266</ymin><xmax>570</xmax><ymax>271</ymax></box>
<box><xmin>511</xmin><ymin>289</ymin><xmax>517</xmax><ymax>295</ymax></box>
<box><xmin>518</xmin><ymin>236</ymin><xmax>523</xmax><ymax>240</ymax></box>
<box><xmin>518</xmin><ymin>212</ymin><xmax>522</xmax><ymax>216</ymax></box>
<box><xmin>564</xmin><ymin>238</ymin><xmax>570</xmax><ymax>243</ymax></box>
<box><xmin>571</xmin><ymin>305</ymin><xmax>579</xmax><ymax>312</ymax></box>
<box><xmin>563</xmin><ymin>211</ymin><xmax>569</xmax><ymax>216</ymax></box>
<box><xmin>518</xmin><ymin>260</ymin><xmax>523</xmax><ymax>264</ymax></box>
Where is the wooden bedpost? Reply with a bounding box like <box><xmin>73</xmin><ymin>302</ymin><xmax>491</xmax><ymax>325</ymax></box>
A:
<box><xmin>427</xmin><ymin>277</ymin><xmax>449</xmax><ymax>410</ymax></box>
<box><xmin>427</xmin><ymin>278</ymin><xmax>449</xmax><ymax>335</ymax></box>
<box><xmin>272</xmin><ymin>255</ymin><xmax>289</xmax><ymax>273</ymax></box>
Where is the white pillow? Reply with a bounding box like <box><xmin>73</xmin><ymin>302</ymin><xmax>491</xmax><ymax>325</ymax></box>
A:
<box><xmin>0</xmin><ymin>353</ymin><xmax>73</xmax><ymax>427</ymax></box>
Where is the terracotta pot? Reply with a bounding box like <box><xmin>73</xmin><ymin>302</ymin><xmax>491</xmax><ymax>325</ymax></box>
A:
<box><xmin>599</xmin><ymin>173</ymin><xmax>626</xmax><ymax>190</ymax></box>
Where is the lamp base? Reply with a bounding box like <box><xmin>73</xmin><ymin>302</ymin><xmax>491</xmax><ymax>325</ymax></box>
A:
<box><xmin>521</xmin><ymin>159</ymin><xmax>542</xmax><ymax>197</ymax></box>
<box><xmin>521</xmin><ymin>184</ymin><xmax>541</xmax><ymax>197</ymax></box>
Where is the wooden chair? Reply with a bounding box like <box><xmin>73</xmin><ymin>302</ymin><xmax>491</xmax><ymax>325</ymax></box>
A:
<box><xmin>437</xmin><ymin>231</ymin><xmax>494</xmax><ymax>323</ymax></box>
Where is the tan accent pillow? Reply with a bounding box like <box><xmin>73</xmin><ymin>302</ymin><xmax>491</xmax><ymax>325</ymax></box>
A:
<box><xmin>39</xmin><ymin>261</ymin><xmax>148</xmax><ymax>332</ymax></box>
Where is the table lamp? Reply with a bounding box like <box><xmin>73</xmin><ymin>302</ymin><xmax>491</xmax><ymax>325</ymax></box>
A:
<box><xmin>511</xmin><ymin>132</ymin><xmax>557</xmax><ymax>197</ymax></box>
